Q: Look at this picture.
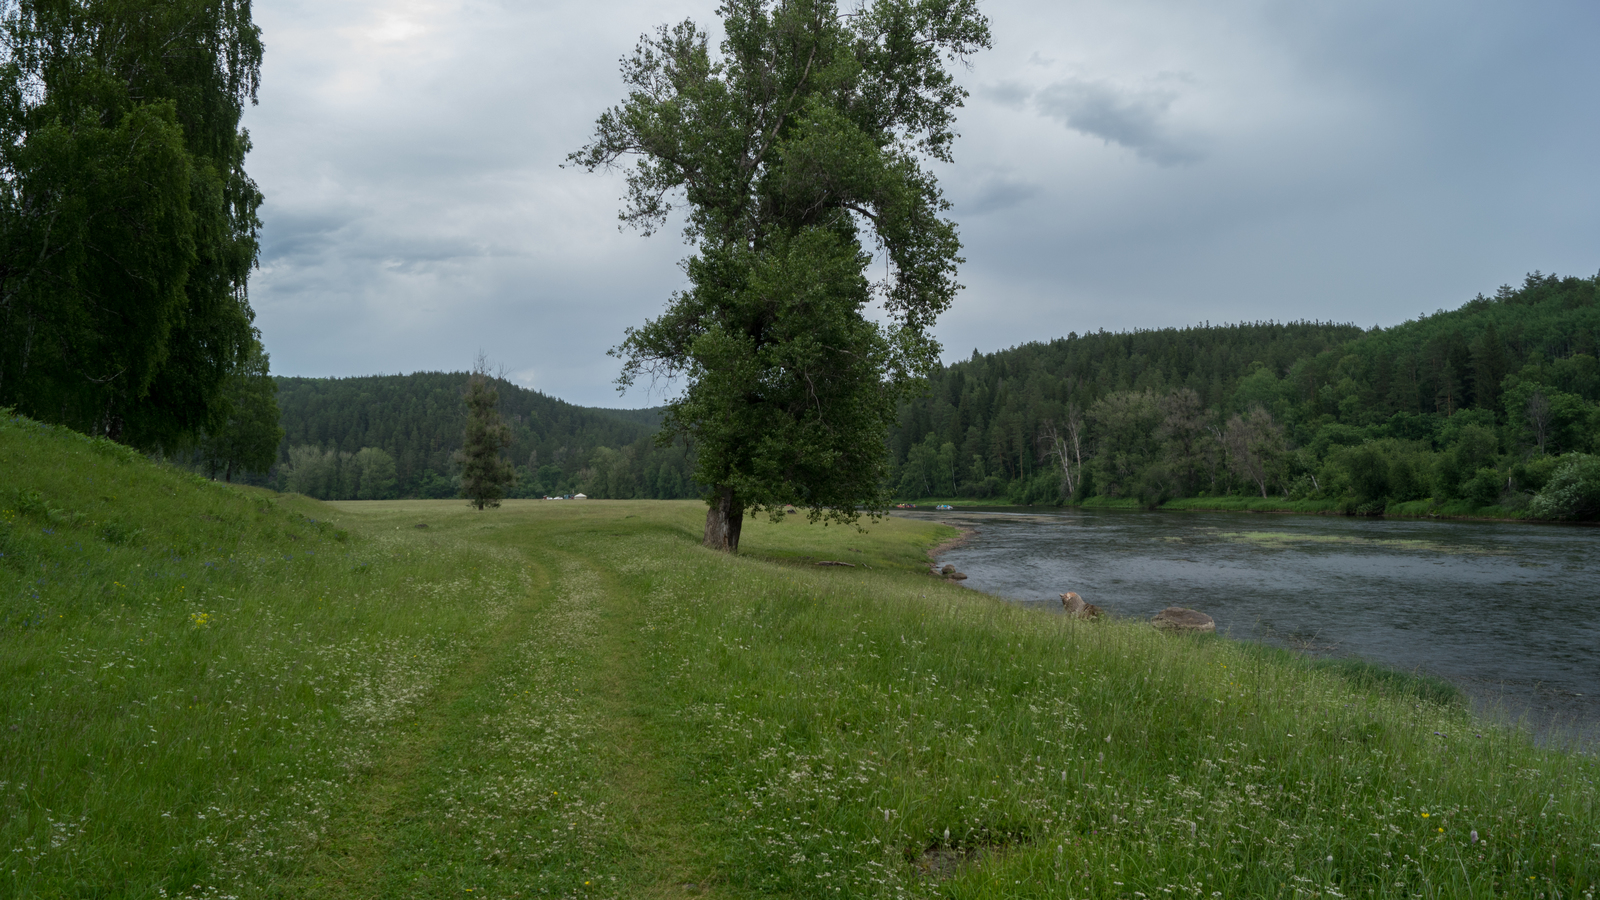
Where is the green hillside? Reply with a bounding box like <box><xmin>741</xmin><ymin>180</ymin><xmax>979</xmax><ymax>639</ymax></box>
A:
<box><xmin>270</xmin><ymin>373</ymin><xmax>693</xmax><ymax>500</ymax></box>
<box><xmin>5</xmin><ymin>409</ymin><xmax>1599</xmax><ymax>898</ymax></box>
<box><xmin>891</xmin><ymin>272</ymin><xmax>1600</xmax><ymax>517</ymax></box>
<box><xmin>255</xmin><ymin>274</ymin><xmax>1599</xmax><ymax>519</ymax></box>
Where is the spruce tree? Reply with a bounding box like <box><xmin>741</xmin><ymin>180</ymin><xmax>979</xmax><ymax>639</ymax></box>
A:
<box><xmin>456</xmin><ymin>364</ymin><xmax>516</xmax><ymax>510</ymax></box>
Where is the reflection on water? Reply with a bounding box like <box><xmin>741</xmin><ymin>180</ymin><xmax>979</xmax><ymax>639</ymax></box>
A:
<box><xmin>898</xmin><ymin>507</ymin><xmax>1600</xmax><ymax>743</ymax></box>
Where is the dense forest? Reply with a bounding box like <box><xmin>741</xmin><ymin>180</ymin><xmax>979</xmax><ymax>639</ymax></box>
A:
<box><xmin>252</xmin><ymin>373</ymin><xmax>697</xmax><ymax>500</ymax></box>
<box><xmin>889</xmin><ymin>271</ymin><xmax>1600</xmax><ymax>518</ymax></box>
<box><xmin>249</xmin><ymin>273</ymin><xmax>1599</xmax><ymax>519</ymax></box>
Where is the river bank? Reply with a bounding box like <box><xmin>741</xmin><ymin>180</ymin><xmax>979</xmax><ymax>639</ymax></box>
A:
<box><xmin>904</xmin><ymin>504</ymin><xmax>1600</xmax><ymax>747</ymax></box>
<box><xmin>897</xmin><ymin>493</ymin><xmax>1595</xmax><ymax>524</ymax></box>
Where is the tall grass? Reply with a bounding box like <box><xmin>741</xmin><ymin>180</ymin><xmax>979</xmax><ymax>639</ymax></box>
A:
<box><xmin>603</xmin><ymin>529</ymin><xmax>1597</xmax><ymax>898</ymax></box>
<box><xmin>3</xmin><ymin>410</ymin><xmax>1596</xmax><ymax>898</ymax></box>
<box><xmin>1</xmin><ymin>414</ymin><xmax>530</xmax><ymax>896</ymax></box>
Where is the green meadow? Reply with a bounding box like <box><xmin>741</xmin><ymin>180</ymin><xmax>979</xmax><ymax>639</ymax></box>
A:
<box><xmin>3</xmin><ymin>411</ymin><xmax>1597</xmax><ymax>899</ymax></box>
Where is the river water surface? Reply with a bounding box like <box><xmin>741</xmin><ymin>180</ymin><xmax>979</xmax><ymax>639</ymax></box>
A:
<box><xmin>899</xmin><ymin>507</ymin><xmax>1600</xmax><ymax>742</ymax></box>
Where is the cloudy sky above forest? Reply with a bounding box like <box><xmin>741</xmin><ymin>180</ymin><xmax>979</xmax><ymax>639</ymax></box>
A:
<box><xmin>244</xmin><ymin>0</ymin><xmax>1600</xmax><ymax>408</ymax></box>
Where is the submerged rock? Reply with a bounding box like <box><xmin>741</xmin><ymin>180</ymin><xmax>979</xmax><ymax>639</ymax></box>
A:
<box><xmin>1151</xmin><ymin>607</ymin><xmax>1215</xmax><ymax>632</ymax></box>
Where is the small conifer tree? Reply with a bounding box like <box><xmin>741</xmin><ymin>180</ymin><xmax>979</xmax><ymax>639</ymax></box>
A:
<box><xmin>456</xmin><ymin>360</ymin><xmax>516</xmax><ymax>509</ymax></box>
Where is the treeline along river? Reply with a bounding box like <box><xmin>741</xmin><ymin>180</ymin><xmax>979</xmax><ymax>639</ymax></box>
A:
<box><xmin>906</xmin><ymin>508</ymin><xmax>1600</xmax><ymax>743</ymax></box>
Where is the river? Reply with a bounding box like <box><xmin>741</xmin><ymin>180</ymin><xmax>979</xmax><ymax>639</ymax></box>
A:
<box><xmin>898</xmin><ymin>507</ymin><xmax>1600</xmax><ymax>744</ymax></box>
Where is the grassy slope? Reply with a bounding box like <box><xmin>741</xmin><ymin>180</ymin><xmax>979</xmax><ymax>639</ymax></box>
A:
<box><xmin>3</xmin><ymin>412</ymin><xmax>1597</xmax><ymax>899</ymax></box>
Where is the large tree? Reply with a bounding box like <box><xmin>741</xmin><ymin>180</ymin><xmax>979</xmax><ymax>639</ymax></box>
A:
<box><xmin>0</xmin><ymin>0</ymin><xmax>264</xmax><ymax>449</ymax></box>
<box><xmin>571</xmin><ymin>0</ymin><xmax>989</xmax><ymax>551</ymax></box>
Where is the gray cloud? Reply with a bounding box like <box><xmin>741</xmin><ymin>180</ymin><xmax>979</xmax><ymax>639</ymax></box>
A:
<box><xmin>979</xmin><ymin>80</ymin><xmax>1033</xmax><ymax>110</ymax></box>
<box><xmin>241</xmin><ymin>0</ymin><xmax>1600</xmax><ymax>406</ymax></box>
<box><xmin>1033</xmin><ymin>77</ymin><xmax>1203</xmax><ymax>166</ymax></box>
<box><xmin>956</xmin><ymin>173</ymin><xmax>1041</xmax><ymax>216</ymax></box>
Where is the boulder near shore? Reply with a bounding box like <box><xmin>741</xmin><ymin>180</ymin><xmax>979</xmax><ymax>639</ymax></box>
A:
<box><xmin>1059</xmin><ymin>592</ymin><xmax>1101</xmax><ymax>619</ymax></box>
<box><xmin>1151</xmin><ymin>607</ymin><xmax>1215</xmax><ymax>632</ymax></box>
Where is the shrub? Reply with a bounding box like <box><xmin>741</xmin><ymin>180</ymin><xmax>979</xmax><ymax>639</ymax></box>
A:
<box><xmin>1462</xmin><ymin>467</ymin><xmax>1503</xmax><ymax>506</ymax></box>
<box><xmin>1342</xmin><ymin>444</ymin><xmax>1389</xmax><ymax>503</ymax></box>
<box><xmin>1529</xmin><ymin>453</ymin><xmax>1600</xmax><ymax>520</ymax></box>
<box><xmin>1510</xmin><ymin>454</ymin><xmax>1562</xmax><ymax>493</ymax></box>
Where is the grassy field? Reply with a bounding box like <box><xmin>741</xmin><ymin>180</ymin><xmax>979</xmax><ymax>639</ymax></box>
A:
<box><xmin>4</xmin><ymin>411</ymin><xmax>1598</xmax><ymax>899</ymax></box>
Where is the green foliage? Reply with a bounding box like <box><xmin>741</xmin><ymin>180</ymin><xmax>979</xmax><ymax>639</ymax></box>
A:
<box><xmin>196</xmin><ymin>341</ymin><xmax>282</xmax><ymax>481</ymax></box>
<box><xmin>1529</xmin><ymin>453</ymin><xmax>1600</xmax><ymax>520</ymax></box>
<box><xmin>892</xmin><ymin>321</ymin><xmax>1362</xmax><ymax>499</ymax></box>
<box><xmin>0</xmin><ymin>0</ymin><xmax>264</xmax><ymax>450</ymax></box>
<box><xmin>1509</xmin><ymin>453</ymin><xmax>1562</xmax><ymax>493</ymax></box>
<box><xmin>891</xmin><ymin>273</ymin><xmax>1600</xmax><ymax>519</ymax></box>
<box><xmin>272</xmin><ymin>372</ymin><xmax>698</xmax><ymax>500</ymax></box>
<box><xmin>280</xmin><ymin>445</ymin><xmax>395</xmax><ymax>501</ymax></box>
<box><xmin>575</xmin><ymin>0</ymin><xmax>991</xmax><ymax>547</ymax></box>
<box><xmin>1461</xmin><ymin>467</ymin><xmax>1505</xmax><ymax>507</ymax></box>
<box><xmin>1503</xmin><ymin>378</ymin><xmax>1593</xmax><ymax>456</ymax></box>
<box><xmin>352</xmin><ymin>447</ymin><xmax>398</xmax><ymax>500</ymax></box>
<box><xmin>456</xmin><ymin>367</ymin><xmax>515</xmax><ymax>510</ymax></box>
<box><xmin>1342</xmin><ymin>444</ymin><xmax>1391</xmax><ymax>504</ymax></box>
<box><xmin>1088</xmin><ymin>390</ymin><xmax>1163</xmax><ymax>499</ymax></box>
<box><xmin>897</xmin><ymin>434</ymin><xmax>957</xmax><ymax>499</ymax></box>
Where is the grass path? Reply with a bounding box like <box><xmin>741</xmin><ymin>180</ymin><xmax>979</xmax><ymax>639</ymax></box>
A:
<box><xmin>4</xmin><ymin>414</ymin><xmax>1595</xmax><ymax>900</ymax></box>
<box><xmin>586</xmin><ymin>556</ymin><xmax>731</xmax><ymax>900</ymax></box>
<box><xmin>275</xmin><ymin>513</ymin><xmax>748</xmax><ymax>900</ymax></box>
<box><xmin>281</xmin><ymin>552</ymin><xmax>560</xmax><ymax>898</ymax></box>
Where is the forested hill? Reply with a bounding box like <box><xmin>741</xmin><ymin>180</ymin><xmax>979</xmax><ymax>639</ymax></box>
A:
<box><xmin>890</xmin><ymin>271</ymin><xmax>1600</xmax><ymax>517</ymax></box>
<box><xmin>892</xmin><ymin>320</ymin><xmax>1367</xmax><ymax>480</ymax></box>
<box><xmin>261</xmin><ymin>272</ymin><xmax>1599</xmax><ymax>517</ymax></box>
<box><xmin>269</xmin><ymin>373</ymin><xmax>690</xmax><ymax>500</ymax></box>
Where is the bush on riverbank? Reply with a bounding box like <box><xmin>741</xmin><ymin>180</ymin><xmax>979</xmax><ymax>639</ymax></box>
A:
<box><xmin>1529</xmin><ymin>453</ymin><xmax>1600</xmax><ymax>520</ymax></box>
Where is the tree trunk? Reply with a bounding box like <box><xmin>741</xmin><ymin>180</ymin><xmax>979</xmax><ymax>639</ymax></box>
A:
<box><xmin>703</xmin><ymin>484</ymin><xmax>743</xmax><ymax>552</ymax></box>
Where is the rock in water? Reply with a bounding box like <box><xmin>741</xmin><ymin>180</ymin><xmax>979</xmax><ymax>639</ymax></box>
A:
<box><xmin>940</xmin><ymin>564</ymin><xmax>956</xmax><ymax>575</ymax></box>
<box><xmin>1151</xmin><ymin>607</ymin><xmax>1215</xmax><ymax>632</ymax></box>
<box><xmin>1060</xmin><ymin>592</ymin><xmax>1101</xmax><ymax>619</ymax></box>
<box><xmin>948</xmin><ymin>572</ymin><xmax>968</xmax><ymax>580</ymax></box>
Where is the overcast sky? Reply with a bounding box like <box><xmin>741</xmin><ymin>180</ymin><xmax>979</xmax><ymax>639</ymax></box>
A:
<box><xmin>244</xmin><ymin>0</ymin><xmax>1600</xmax><ymax>408</ymax></box>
